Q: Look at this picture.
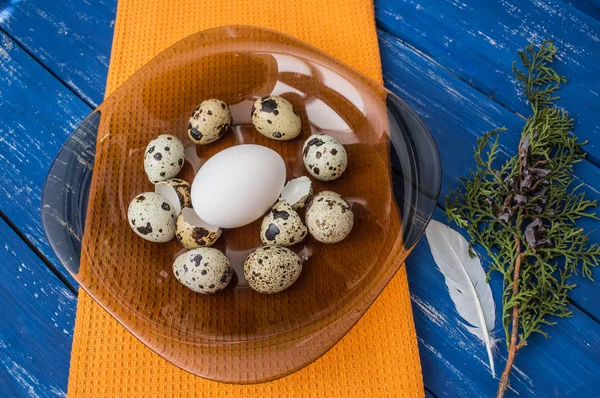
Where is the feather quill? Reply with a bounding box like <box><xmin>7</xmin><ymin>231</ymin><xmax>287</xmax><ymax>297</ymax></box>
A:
<box><xmin>425</xmin><ymin>220</ymin><xmax>497</xmax><ymax>378</ymax></box>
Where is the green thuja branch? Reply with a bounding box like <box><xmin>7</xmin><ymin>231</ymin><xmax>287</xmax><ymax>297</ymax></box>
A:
<box><xmin>445</xmin><ymin>40</ymin><xmax>599</xmax><ymax>398</ymax></box>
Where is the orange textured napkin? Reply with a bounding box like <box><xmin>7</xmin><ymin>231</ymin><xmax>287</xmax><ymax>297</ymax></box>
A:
<box><xmin>67</xmin><ymin>0</ymin><xmax>425</xmax><ymax>396</ymax></box>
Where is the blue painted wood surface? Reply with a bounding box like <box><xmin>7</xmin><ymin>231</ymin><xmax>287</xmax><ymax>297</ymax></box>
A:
<box><xmin>0</xmin><ymin>217</ymin><xmax>76</xmax><ymax>397</ymax></box>
<box><xmin>0</xmin><ymin>0</ymin><xmax>599</xmax><ymax>397</ymax></box>
<box><xmin>375</xmin><ymin>0</ymin><xmax>600</xmax><ymax>166</ymax></box>
<box><xmin>377</xmin><ymin>29</ymin><xmax>600</xmax><ymax>320</ymax></box>
<box><xmin>409</xmin><ymin>208</ymin><xmax>600</xmax><ymax>397</ymax></box>
<box><xmin>0</xmin><ymin>30</ymin><xmax>89</xmax><ymax>289</ymax></box>
<box><xmin>564</xmin><ymin>0</ymin><xmax>600</xmax><ymax>20</ymax></box>
<box><xmin>0</xmin><ymin>0</ymin><xmax>115</xmax><ymax>106</ymax></box>
<box><xmin>378</xmin><ymin>30</ymin><xmax>600</xmax><ymax>395</ymax></box>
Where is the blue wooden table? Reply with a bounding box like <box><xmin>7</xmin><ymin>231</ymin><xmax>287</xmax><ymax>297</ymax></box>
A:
<box><xmin>1</xmin><ymin>1</ymin><xmax>600</xmax><ymax>396</ymax></box>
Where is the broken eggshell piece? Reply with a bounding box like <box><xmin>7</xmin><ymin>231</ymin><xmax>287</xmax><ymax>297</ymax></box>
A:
<box><xmin>154</xmin><ymin>178</ymin><xmax>191</xmax><ymax>216</ymax></box>
<box><xmin>278</xmin><ymin>176</ymin><xmax>312</xmax><ymax>210</ymax></box>
<box><xmin>176</xmin><ymin>207</ymin><xmax>222</xmax><ymax>248</ymax></box>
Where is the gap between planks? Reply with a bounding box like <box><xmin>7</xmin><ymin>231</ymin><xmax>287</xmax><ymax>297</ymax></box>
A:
<box><xmin>0</xmin><ymin>26</ymin><xmax>96</xmax><ymax>110</ymax></box>
<box><xmin>375</xmin><ymin>23</ymin><xmax>532</xmax><ymax>125</ymax></box>
<box><xmin>559</xmin><ymin>0</ymin><xmax>600</xmax><ymax>21</ymax></box>
<box><xmin>0</xmin><ymin>209</ymin><xmax>78</xmax><ymax>295</ymax></box>
<box><xmin>373</xmin><ymin>0</ymin><xmax>600</xmax><ymax>169</ymax></box>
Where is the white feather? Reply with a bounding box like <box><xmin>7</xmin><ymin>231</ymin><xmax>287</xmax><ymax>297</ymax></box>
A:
<box><xmin>425</xmin><ymin>220</ymin><xmax>497</xmax><ymax>378</ymax></box>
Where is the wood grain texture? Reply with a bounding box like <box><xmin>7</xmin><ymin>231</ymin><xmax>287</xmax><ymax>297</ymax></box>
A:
<box><xmin>378</xmin><ymin>30</ymin><xmax>600</xmax><ymax>320</ymax></box>
<box><xmin>563</xmin><ymin>0</ymin><xmax>600</xmax><ymax>20</ymax></box>
<box><xmin>0</xmin><ymin>218</ymin><xmax>76</xmax><ymax>397</ymax></box>
<box><xmin>375</xmin><ymin>0</ymin><xmax>600</xmax><ymax>165</ymax></box>
<box><xmin>0</xmin><ymin>0</ymin><xmax>115</xmax><ymax>106</ymax></box>
<box><xmin>408</xmin><ymin>208</ymin><xmax>600</xmax><ymax>397</ymax></box>
<box><xmin>0</xmin><ymin>31</ymin><xmax>89</xmax><ymax>288</ymax></box>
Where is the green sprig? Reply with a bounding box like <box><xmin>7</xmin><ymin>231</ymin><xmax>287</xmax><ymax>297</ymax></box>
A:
<box><xmin>445</xmin><ymin>40</ymin><xmax>598</xmax><ymax>397</ymax></box>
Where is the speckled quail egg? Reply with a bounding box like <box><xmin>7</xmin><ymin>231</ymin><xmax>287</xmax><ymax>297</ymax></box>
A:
<box><xmin>176</xmin><ymin>208</ymin><xmax>222</xmax><ymax>249</ymax></box>
<box><xmin>260</xmin><ymin>201</ymin><xmax>307</xmax><ymax>247</ymax></box>
<box><xmin>173</xmin><ymin>247</ymin><xmax>233</xmax><ymax>294</ymax></box>
<box><xmin>302</xmin><ymin>134</ymin><xmax>347</xmax><ymax>181</ymax></box>
<box><xmin>251</xmin><ymin>95</ymin><xmax>301</xmax><ymax>141</ymax></box>
<box><xmin>154</xmin><ymin>178</ymin><xmax>191</xmax><ymax>216</ymax></box>
<box><xmin>144</xmin><ymin>134</ymin><xmax>185</xmax><ymax>183</ymax></box>
<box><xmin>279</xmin><ymin>176</ymin><xmax>312</xmax><ymax>210</ymax></box>
<box><xmin>305</xmin><ymin>191</ymin><xmax>353</xmax><ymax>244</ymax></box>
<box><xmin>188</xmin><ymin>99</ymin><xmax>232</xmax><ymax>145</ymax></box>
<box><xmin>127</xmin><ymin>192</ymin><xmax>177</xmax><ymax>242</ymax></box>
<box><xmin>244</xmin><ymin>246</ymin><xmax>302</xmax><ymax>294</ymax></box>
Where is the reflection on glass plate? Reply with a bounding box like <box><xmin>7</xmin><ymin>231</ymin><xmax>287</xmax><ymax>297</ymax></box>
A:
<box><xmin>42</xmin><ymin>26</ymin><xmax>441</xmax><ymax>384</ymax></box>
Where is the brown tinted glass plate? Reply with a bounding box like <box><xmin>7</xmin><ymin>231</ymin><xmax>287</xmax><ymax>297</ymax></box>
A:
<box><xmin>42</xmin><ymin>26</ymin><xmax>441</xmax><ymax>384</ymax></box>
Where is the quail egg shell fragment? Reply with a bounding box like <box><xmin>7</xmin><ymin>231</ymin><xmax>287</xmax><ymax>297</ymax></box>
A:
<box><xmin>244</xmin><ymin>246</ymin><xmax>302</xmax><ymax>294</ymax></box>
<box><xmin>305</xmin><ymin>191</ymin><xmax>353</xmax><ymax>244</ymax></box>
<box><xmin>260</xmin><ymin>201</ymin><xmax>307</xmax><ymax>247</ymax></box>
<box><xmin>176</xmin><ymin>207</ymin><xmax>222</xmax><ymax>249</ymax></box>
<box><xmin>188</xmin><ymin>99</ymin><xmax>232</xmax><ymax>145</ymax></box>
<box><xmin>127</xmin><ymin>192</ymin><xmax>177</xmax><ymax>242</ymax></box>
<box><xmin>302</xmin><ymin>133</ymin><xmax>347</xmax><ymax>181</ymax></box>
<box><xmin>173</xmin><ymin>247</ymin><xmax>233</xmax><ymax>294</ymax></box>
<box><xmin>144</xmin><ymin>134</ymin><xmax>185</xmax><ymax>183</ymax></box>
<box><xmin>154</xmin><ymin>178</ymin><xmax>191</xmax><ymax>216</ymax></box>
<box><xmin>252</xmin><ymin>95</ymin><xmax>301</xmax><ymax>141</ymax></box>
<box><xmin>279</xmin><ymin>176</ymin><xmax>312</xmax><ymax>210</ymax></box>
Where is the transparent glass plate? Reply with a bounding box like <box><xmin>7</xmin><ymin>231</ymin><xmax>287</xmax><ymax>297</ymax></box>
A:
<box><xmin>42</xmin><ymin>26</ymin><xmax>441</xmax><ymax>384</ymax></box>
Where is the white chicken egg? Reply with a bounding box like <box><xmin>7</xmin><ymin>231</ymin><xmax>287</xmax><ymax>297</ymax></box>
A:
<box><xmin>191</xmin><ymin>145</ymin><xmax>286</xmax><ymax>228</ymax></box>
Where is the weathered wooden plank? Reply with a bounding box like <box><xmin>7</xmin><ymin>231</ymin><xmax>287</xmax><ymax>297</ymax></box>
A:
<box><xmin>0</xmin><ymin>218</ymin><xmax>76</xmax><ymax>397</ymax></box>
<box><xmin>564</xmin><ymin>0</ymin><xmax>600</xmax><ymax>20</ymax></box>
<box><xmin>407</xmin><ymin>209</ymin><xmax>600</xmax><ymax>397</ymax></box>
<box><xmin>378</xmin><ymin>30</ymin><xmax>600</xmax><ymax>319</ymax></box>
<box><xmin>0</xmin><ymin>31</ymin><xmax>90</xmax><ymax>288</ymax></box>
<box><xmin>375</xmin><ymin>0</ymin><xmax>600</xmax><ymax>165</ymax></box>
<box><xmin>0</xmin><ymin>0</ymin><xmax>116</xmax><ymax>106</ymax></box>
